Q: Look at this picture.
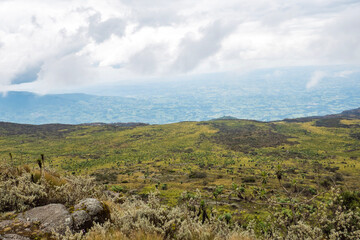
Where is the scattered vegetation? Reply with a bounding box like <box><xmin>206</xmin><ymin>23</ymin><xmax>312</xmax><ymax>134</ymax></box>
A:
<box><xmin>2</xmin><ymin>163</ymin><xmax>360</xmax><ymax>239</ymax></box>
<box><xmin>1</xmin><ymin>114</ymin><xmax>360</xmax><ymax>239</ymax></box>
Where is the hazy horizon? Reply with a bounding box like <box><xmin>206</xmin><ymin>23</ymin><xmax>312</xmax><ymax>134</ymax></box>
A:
<box><xmin>1</xmin><ymin>65</ymin><xmax>359</xmax><ymax>124</ymax></box>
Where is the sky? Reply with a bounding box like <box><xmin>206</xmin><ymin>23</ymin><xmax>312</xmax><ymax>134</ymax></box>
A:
<box><xmin>0</xmin><ymin>0</ymin><xmax>359</xmax><ymax>94</ymax></box>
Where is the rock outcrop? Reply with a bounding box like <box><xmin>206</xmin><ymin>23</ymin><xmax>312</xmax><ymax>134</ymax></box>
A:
<box><xmin>72</xmin><ymin>198</ymin><xmax>110</xmax><ymax>231</ymax></box>
<box><xmin>17</xmin><ymin>204</ymin><xmax>73</xmax><ymax>235</ymax></box>
<box><xmin>71</xmin><ymin>210</ymin><xmax>92</xmax><ymax>231</ymax></box>
<box><xmin>0</xmin><ymin>198</ymin><xmax>110</xmax><ymax>238</ymax></box>
<box><xmin>0</xmin><ymin>234</ymin><xmax>31</xmax><ymax>240</ymax></box>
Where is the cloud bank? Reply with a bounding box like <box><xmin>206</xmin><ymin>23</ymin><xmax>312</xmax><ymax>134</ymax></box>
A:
<box><xmin>0</xmin><ymin>0</ymin><xmax>360</xmax><ymax>94</ymax></box>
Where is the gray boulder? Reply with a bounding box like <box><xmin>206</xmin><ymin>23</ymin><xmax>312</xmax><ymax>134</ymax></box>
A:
<box><xmin>17</xmin><ymin>204</ymin><xmax>72</xmax><ymax>235</ymax></box>
<box><xmin>71</xmin><ymin>210</ymin><xmax>92</xmax><ymax>231</ymax></box>
<box><xmin>4</xmin><ymin>199</ymin><xmax>109</xmax><ymax>236</ymax></box>
<box><xmin>74</xmin><ymin>198</ymin><xmax>110</xmax><ymax>224</ymax></box>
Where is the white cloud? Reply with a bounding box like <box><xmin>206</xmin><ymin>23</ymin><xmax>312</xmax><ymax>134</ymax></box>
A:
<box><xmin>334</xmin><ymin>70</ymin><xmax>355</xmax><ymax>78</ymax></box>
<box><xmin>306</xmin><ymin>71</ymin><xmax>326</xmax><ymax>89</ymax></box>
<box><xmin>88</xmin><ymin>14</ymin><xmax>126</xmax><ymax>43</ymax></box>
<box><xmin>171</xmin><ymin>21</ymin><xmax>235</xmax><ymax>73</ymax></box>
<box><xmin>0</xmin><ymin>0</ymin><xmax>359</xmax><ymax>94</ymax></box>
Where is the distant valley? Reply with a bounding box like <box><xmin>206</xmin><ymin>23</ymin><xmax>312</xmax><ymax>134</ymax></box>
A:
<box><xmin>1</xmin><ymin>66</ymin><xmax>360</xmax><ymax>124</ymax></box>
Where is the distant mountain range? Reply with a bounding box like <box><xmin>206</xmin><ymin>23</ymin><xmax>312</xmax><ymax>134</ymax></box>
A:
<box><xmin>1</xmin><ymin>66</ymin><xmax>360</xmax><ymax>124</ymax></box>
<box><xmin>284</xmin><ymin>107</ymin><xmax>360</xmax><ymax>122</ymax></box>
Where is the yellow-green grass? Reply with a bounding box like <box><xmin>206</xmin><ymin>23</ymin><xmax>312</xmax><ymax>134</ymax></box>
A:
<box><xmin>1</xmin><ymin>118</ymin><xmax>359</xmax><ymax>217</ymax></box>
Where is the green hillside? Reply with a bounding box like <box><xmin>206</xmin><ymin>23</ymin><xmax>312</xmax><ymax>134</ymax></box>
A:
<box><xmin>1</xmin><ymin>111</ymin><xmax>360</xmax><ymax>210</ymax></box>
<box><xmin>1</xmin><ymin>109</ymin><xmax>360</xmax><ymax>239</ymax></box>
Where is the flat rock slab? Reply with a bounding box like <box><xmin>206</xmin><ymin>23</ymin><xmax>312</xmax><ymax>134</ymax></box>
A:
<box><xmin>0</xmin><ymin>221</ymin><xmax>14</xmax><ymax>230</ymax></box>
<box><xmin>0</xmin><ymin>219</ymin><xmax>44</xmax><ymax>240</ymax></box>
<box><xmin>0</xmin><ymin>234</ymin><xmax>31</xmax><ymax>240</ymax></box>
<box><xmin>17</xmin><ymin>204</ymin><xmax>72</xmax><ymax>235</ymax></box>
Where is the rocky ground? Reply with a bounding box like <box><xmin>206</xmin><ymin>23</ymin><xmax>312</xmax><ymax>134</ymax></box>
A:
<box><xmin>0</xmin><ymin>198</ymin><xmax>110</xmax><ymax>240</ymax></box>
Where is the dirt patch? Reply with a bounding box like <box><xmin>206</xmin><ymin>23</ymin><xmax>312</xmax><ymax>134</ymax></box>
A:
<box><xmin>350</xmin><ymin>132</ymin><xmax>360</xmax><ymax>140</ymax></box>
<box><xmin>210</xmin><ymin>122</ymin><xmax>296</xmax><ymax>152</ymax></box>
<box><xmin>314</xmin><ymin>118</ymin><xmax>349</xmax><ymax>128</ymax></box>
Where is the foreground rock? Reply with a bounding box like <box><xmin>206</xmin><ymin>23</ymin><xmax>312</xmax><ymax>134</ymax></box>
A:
<box><xmin>72</xmin><ymin>198</ymin><xmax>110</xmax><ymax>231</ymax></box>
<box><xmin>17</xmin><ymin>204</ymin><xmax>72</xmax><ymax>235</ymax></box>
<box><xmin>0</xmin><ymin>219</ymin><xmax>48</xmax><ymax>240</ymax></box>
<box><xmin>0</xmin><ymin>234</ymin><xmax>30</xmax><ymax>240</ymax></box>
<box><xmin>1</xmin><ymin>198</ymin><xmax>109</xmax><ymax>237</ymax></box>
<box><xmin>71</xmin><ymin>210</ymin><xmax>92</xmax><ymax>231</ymax></box>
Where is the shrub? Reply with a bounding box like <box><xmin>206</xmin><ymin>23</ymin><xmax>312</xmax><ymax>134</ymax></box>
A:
<box><xmin>334</xmin><ymin>173</ymin><xmax>344</xmax><ymax>182</ymax></box>
<box><xmin>0</xmin><ymin>171</ymin><xmax>47</xmax><ymax>212</ymax></box>
<box><xmin>339</xmin><ymin>191</ymin><xmax>360</xmax><ymax>210</ymax></box>
<box><xmin>0</xmin><ymin>163</ymin><xmax>103</xmax><ymax>211</ymax></box>
<box><xmin>91</xmin><ymin>170</ymin><xmax>118</xmax><ymax>184</ymax></box>
<box><xmin>104</xmin><ymin>191</ymin><xmax>255</xmax><ymax>240</ymax></box>
<box><xmin>302</xmin><ymin>187</ymin><xmax>317</xmax><ymax>196</ymax></box>
<box><xmin>320</xmin><ymin>177</ymin><xmax>333</xmax><ymax>189</ymax></box>
<box><xmin>111</xmin><ymin>185</ymin><xmax>126</xmax><ymax>193</ymax></box>
<box><xmin>242</xmin><ymin>176</ymin><xmax>256</xmax><ymax>183</ymax></box>
<box><xmin>188</xmin><ymin>171</ymin><xmax>207</xmax><ymax>179</ymax></box>
<box><xmin>224</xmin><ymin>213</ymin><xmax>232</xmax><ymax>224</ymax></box>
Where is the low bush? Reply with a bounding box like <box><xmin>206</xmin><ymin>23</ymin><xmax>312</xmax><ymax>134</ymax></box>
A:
<box><xmin>242</xmin><ymin>176</ymin><xmax>256</xmax><ymax>183</ymax></box>
<box><xmin>188</xmin><ymin>171</ymin><xmax>207</xmax><ymax>179</ymax></box>
<box><xmin>111</xmin><ymin>185</ymin><xmax>126</xmax><ymax>193</ymax></box>
<box><xmin>0</xmin><ymin>163</ymin><xmax>103</xmax><ymax>212</ymax></box>
<box><xmin>339</xmin><ymin>191</ymin><xmax>360</xmax><ymax>210</ymax></box>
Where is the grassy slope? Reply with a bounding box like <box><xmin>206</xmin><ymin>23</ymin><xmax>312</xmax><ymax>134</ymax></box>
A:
<box><xmin>0</xmin><ymin>116</ymin><xmax>359</xmax><ymax>217</ymax></box>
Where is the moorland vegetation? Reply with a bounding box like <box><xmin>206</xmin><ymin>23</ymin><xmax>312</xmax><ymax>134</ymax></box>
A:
<box><xmin>1</xmin><ymin>109</ymin><xmax>360</xmax><ymax>239</ymax></box>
